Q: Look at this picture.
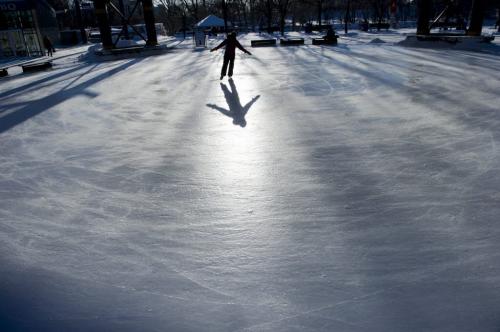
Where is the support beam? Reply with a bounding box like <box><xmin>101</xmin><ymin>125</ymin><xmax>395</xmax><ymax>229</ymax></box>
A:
<box><xmin>417</xmin><ymin>0</ymin><xmax>431</xmax><ymax>35</ymax></box>
<box><xmin>93</xmin><ymin>0</ymin><xmax>112</xmax><ymax>49</ymax></box>
<box><xmin>142</xmin><ymin>0</ymin><xmax>158</xmax><ymax>46</ymax></box>
<box><xmin>118</xmin><ymin>0</ymin><xmax>130</xmax><ymax>39</ymax></box>
<box><xmin>467</xmin><ymin>0</ymin><xmax>486</xmax><ymax>36</ymax></box>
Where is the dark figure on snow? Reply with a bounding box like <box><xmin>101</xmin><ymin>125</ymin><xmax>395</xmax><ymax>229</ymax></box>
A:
<box><xmin>324</xmin><ymin>27</ymin><xmax>337</xmax><ymax>42</ymax></box>
<box><xmin>361</xmin><ymin>19</ymin><xmax>369</xmax><ymax>32</ymax></box>
<box><xmin>210</xmin><ymin>32</ymin><xmax>251</xmax><ymax>80</ymax></box>
<box><xmin>206</xmin><ymin>79</ymin><xmax>260</xmax><ymax>127</ymax></box>
<box><xmin>43</xmin><ymin>35</ymin><xmax>55</xmax><ymax>57</ymax></box>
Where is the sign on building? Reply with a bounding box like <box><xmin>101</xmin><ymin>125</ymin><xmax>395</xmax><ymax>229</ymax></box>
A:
<box><xmin>0</xmin><ymin>0</ymin><xmax>33</xmax><ymax>12</ymax></box>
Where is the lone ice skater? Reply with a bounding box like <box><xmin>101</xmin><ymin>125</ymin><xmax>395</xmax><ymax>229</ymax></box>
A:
<box><xmin>210</xmin><ymin>32</ymin><xmax>251</xmax><ymax>80</ymax></box>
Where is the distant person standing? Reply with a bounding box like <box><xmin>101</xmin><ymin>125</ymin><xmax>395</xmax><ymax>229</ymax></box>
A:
<box><xmin>324</xmin><ymin>27</ymin><xmax>337</xmax><ymax>42</ymax></box>
<box><xmin>43</xmin><ymin>35</ymin><xmax>55</xmax><ymax>57</ymax></box>
<box><xmin>210</xmin><ymin>32</ymin><xmax>251</xmax><ymax>80</ymax></box>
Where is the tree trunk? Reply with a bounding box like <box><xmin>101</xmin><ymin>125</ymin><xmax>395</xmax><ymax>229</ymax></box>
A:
<box><xmin>280</xmin><ymin>0</ymin><xmax>289</xmax><ymax>35</ymax></box>
<box><xmin>142</xmin><ymin>0</ymin><xmax>158</xmax><ymax>46</ymax></box>
<box><xmin>318</xmin><ymin>0</ymin><xmax>322</xmax><ymax>28</ymax></box>
<box><xmin>280</xmin><ymin>15</ymin><xmax>285</xmax><ymax>35</ymax></box>
<box><xmin>249</xmin><ymin>0</ymin><xmax>254</xmax><ymax>32</ymax></box>
<box><xmin>267</xmin><ymin>0</ymin><xmax>273</xmax><ymax>34</ymax></box>
<box><xmin>497</xmin><ymin>3</ymin><xmax>500</xmax><ymax>32</ymax></box>
<box><xmin>416</xmin><ymin>0</ymin><xmax>431</xmax><ymax>35</ymax></box>
<box><xmin>222</xmin><ymin>0</ymin><xmax>228</xmax><ymax>33</ymax></box>
<box><xmin>94</xmin><ymin>0</ymin><xmax>112</xmax><ymax>49</ymax></box>
<box><xmin>235</xmin><ymin>1</ymin><xmax>242</xmax><ymax>29</ymax></box>
<box><xmin>194</xmin><ymin>0</ymin><xmax>199</xmax><ymax>23</ymax></box>
<box><xmin>243</xmin><ymin>3</ymin><xmax>248</xmax><ymax>32</ymax></box>
<box><xmin>467</xmin><ymin>0</ymin><xmax>485</xmax><ymax>36</ymax></box>
<box><xmin>74</xmin><ymin>0</ymin><xmax>88</xmax><ymax>43</ymax></box>
<box><xmin>182</xmin><ymin>14</ymin><xmax>186</xmax><ymax>39</ymax></box>
<box><xmin>344</xmin><ymin>0</ymin><xmax>350</xmax><ymax>34</ymax></box>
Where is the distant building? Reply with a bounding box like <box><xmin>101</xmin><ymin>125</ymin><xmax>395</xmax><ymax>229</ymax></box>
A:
<box><xmin>0</xmin><ymin>0</ymin><xmax>58</xmax><ymax>58</ymax></box>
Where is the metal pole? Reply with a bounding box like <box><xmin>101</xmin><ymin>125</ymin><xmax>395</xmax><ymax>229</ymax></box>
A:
<box><xmin>118</xmin><ymin>0</ymin><xmax>130</xmax><ymax>39</ymax></box>
<box><xmin>29</xmin><ymin>8</ymin><xmax>44</xmax><ymax>56</ymax></box>
<box><xmin>17</xmin><ymin>11</ymin><xmax>26</xmax><ymax>56</ymax></box>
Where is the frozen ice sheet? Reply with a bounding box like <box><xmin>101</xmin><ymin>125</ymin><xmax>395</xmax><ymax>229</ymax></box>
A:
<box><xmin>1</xmin><ymin>32</ymin><xmax>500</xmax><ymax>331</ymax></box>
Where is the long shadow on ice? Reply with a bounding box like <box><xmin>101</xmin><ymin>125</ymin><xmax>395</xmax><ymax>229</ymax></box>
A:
<box><xmin>206</xmin><ymin>78</ymin><xmax>260</xmax><ymax>127</ymax></box>
<box><xmin>0</xmin><ymin>58</ymin><xmax>146</xmax><ymax>134</ymax></box>
<box><xmin>0</xmin><ymin>260</ymin><xmax>255</xmax><ymax>332</ymax></box>
<box><xmin>0</xmin><ymin>64</ymin><xmax>88</xmax><ymax>100</ymax></box>
<box><xmin>260</xmin><ymin>44</ymin><xmax>500</xmax><ymax>330</ymax></box>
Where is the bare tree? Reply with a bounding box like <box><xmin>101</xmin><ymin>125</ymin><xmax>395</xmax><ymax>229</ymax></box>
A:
<box><xmin>265</xmin><ymin>0</ymin><xmax>274</xmax><ymax>33</ymax></box>
<box><xmin>46</xmin><ymin>0</ymin><xmax>70</xmax><ymax>10</ymax></box>
<box><xmin>317</xmin><ymin>0</ymin><xmax>324</xmax><ymax>25</ymax></box>
<box><xmin>371</xmin><ymin>0</ymin><xmax>390</xmax><ymax>29</ymax></box>
<box><xmin>182</xmin><ymin>0</ymin><xmax>200</xmax><ymax>22</ymax></box>
<box><xmin>157</xmin><ymin>0</ymin><xmax>186</xmax><ymax>34</ymax></box>
<box><xmin>467</xmin><ymin>0</ymin><xmax>486</xmax><ymax>36</ymax></box>
<box><xmin>247</xmin><ymin>0</ymin><xmax>257</xmax><ymax>31</ymax></box>
<box><xmin>276</xmin><ymin>0</ymin><xmax>293</xmax><ymax>34</ymax></box>
<box><xmin>497</xmin><ymin>0</ymin><xmax>500</xmax><ymax>32</ymax></box>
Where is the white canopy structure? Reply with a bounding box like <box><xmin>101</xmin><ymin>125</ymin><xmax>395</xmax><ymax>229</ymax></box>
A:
<box><xmin>195</xmin><ymin>15</ymin><xmax>228</xmax><ymax>28</ymax></box>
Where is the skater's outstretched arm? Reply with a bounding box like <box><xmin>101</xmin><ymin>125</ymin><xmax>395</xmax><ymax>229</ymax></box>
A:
<box><xmin>206</xmin><ymin>103</ymin><xmax>231</xmax><ymax>117</ymax></box>
<box><xmin>235</xmin><ymin>40</ymin><xmax>252</xmax><ymax>55</ymax></box>
<box><xmin>210</xmin><ymin>40</ymin><xmax>227</xmax><ymax>52</ymax></box>
<box><xmin>243</xmin><ymin>95</ymin><xmax>260</xmax><ymax>115</ymax></box>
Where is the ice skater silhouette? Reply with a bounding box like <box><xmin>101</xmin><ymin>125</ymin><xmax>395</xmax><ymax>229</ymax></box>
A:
<box><xmin>206</xmin><ymin>79</ymin><xmax>260</xmax><ymax>127</ymax></box>
<box><xmin>210</xmin><ymin>32</ymin><xmax>252</xmax><ymax>80</ymax></box>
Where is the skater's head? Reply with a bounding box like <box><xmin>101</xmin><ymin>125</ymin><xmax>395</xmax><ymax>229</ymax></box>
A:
<box><xmin>228</xmin><ymin>32</ymin><xmax>237</xmax><ymax>40</ymax></box>
<box><xmin>233</xmin><ymin>118</ymin><xmax>246</xmax><ymax>127</ymax></box>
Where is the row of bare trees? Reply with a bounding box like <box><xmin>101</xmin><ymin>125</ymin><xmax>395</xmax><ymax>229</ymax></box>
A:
<box><xmin>155</xmin><ymin>0</ymin><xmax>415</xmax><ymax>35</ymax></box>
<box><xmin>45</xmin><ymin>0</ymin><xmax>500</xmax><ymax>36</ymax></box>
<box><xmin>155</xmin><ymin>0</ymin><xmax>500</xmax><ymax>35</ymax></box>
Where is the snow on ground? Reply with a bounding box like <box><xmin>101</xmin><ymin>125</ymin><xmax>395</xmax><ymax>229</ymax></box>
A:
<box><xmin>1</xmin><ymin>29</ymin><xmax>500</xmax><ymax>331</ymax></box>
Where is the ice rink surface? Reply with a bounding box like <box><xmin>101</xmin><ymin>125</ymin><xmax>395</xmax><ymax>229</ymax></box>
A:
<box><xmin>1</xmin><ymin>31</ymin><xmax>500</xmax><ymax>331</ymax></box>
